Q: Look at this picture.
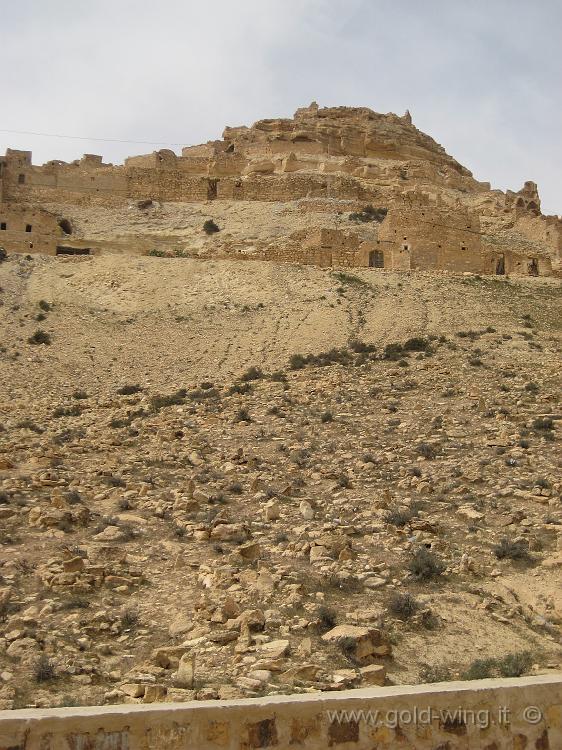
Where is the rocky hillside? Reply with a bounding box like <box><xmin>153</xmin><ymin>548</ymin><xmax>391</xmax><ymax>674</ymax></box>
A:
<box><xmin>0</xmin><ymin>253</ymin><xmax>560</xmax><ymax>709</ymax></box>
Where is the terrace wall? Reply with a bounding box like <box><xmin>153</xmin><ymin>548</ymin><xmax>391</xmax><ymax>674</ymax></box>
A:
<box><xmin>0</xmin><ymin>675</ymin><xmax>560</xmax><ymax>750</ymax></box>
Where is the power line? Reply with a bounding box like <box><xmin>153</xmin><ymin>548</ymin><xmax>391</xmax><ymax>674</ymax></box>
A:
<box><xmin>0</xmin><ymin>129</ymin><xmax>186</xmax><ymax>147</ymax></box>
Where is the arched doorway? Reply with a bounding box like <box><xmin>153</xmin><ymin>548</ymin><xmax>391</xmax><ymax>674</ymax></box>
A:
<box><xmin>495</xmin><ymin>255</ymin><xmax>505</xmax><ymax>275</ymax></box>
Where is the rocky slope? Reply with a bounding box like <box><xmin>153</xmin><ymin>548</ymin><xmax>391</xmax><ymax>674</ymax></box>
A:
<box><xmin>0</xmin><ymin>254</ymin><xmax>560</xmax><ymax>709</ymax></box>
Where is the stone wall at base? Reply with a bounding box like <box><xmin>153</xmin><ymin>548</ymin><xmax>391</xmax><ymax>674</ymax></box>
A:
<box><xmin>0</xmin><ymin>675</ymin><xmax>560</xmax><ymax>750</ymax></box>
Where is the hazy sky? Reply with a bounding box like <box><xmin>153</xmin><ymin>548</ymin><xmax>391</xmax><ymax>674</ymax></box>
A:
<box><xmin>1</xmin><ymin>0</ymin><xmax>560</xmax><ymax>214</ymax></box>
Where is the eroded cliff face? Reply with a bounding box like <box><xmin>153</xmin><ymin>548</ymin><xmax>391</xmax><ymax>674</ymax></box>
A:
<box><xmin>222</xmin><ymin>103</ymin><xmax>471</xmax><ymax>173</ymax></box>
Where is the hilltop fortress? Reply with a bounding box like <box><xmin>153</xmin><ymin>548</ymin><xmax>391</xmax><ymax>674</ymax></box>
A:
<box><xmin>0</xmin><ymin>102</ymin><xmax>560</xmax><ymax>275</ymax></box>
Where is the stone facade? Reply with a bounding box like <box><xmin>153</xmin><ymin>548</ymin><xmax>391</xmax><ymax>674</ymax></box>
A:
<box><xmin>0</xmin><ymin>202</ymin><xmax>64</xmax><ymax>256</ymax></box>
<box><xmin>0</xmin><ymin>675</ymin><xmax>560</xmax><ymax>749</ymax></box>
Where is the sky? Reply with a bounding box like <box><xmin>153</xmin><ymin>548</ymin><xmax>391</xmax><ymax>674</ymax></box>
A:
<box><xmin>1</xmin><ymin>0</ymin><xmax>560</xmax><ymax>215</ymax></box>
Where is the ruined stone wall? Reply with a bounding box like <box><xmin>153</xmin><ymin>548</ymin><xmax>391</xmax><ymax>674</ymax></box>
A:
<box><xmin>125</xmin><ymin>168</ymin><xmax>211</xmax><ymax>201</ymax></box>
<box><xmin>0</xmin><ymin>202</ymin><xmax>62</xmax><ymax>255</ymax></box>
<box><xmin>480</xmin><ymin>245</ymin><xmax>553</xmax><ymax>277</ymax></box>
<box><xmin>0</xmin><ymin>675</ymin><xmax>560</xmax><ymax>749</ymax></box>
<box><xmin>1</xmin><ymin>157</ymin><xmax>128</xmax><ymax>206</ymax></box>
<box><xmin>217</xmin><ymin>174</ymin><xmax>368</xmax><ymax>202</ymax></box>
<box><xmin>514</xmin><ymin>213</ymin><xmax>562</xmax><ymax>263</ymax></box>
<box><xmin>378</xmin><ymin>205</ymin><xmax>484</xmax><ymax>273</ymax></box>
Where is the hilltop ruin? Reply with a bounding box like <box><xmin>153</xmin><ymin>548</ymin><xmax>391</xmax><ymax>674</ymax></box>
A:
<box><xmin>0</xmin><ymin>103</ymin><xmax>560</xmax><ymax>275</ymax></box>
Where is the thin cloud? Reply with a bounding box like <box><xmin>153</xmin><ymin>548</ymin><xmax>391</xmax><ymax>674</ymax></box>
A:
<box><xmin>1</xmin><ymin>0</ymin><xmax>560</xmax><ymax>214</ymax></box>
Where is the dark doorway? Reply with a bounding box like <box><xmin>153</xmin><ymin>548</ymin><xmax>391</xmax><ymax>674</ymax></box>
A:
<box><xmin>368</xmin><ymin>250</ymin><xmax>384</xmax><ymax>268</ymax></box>
<box><xmin>58</xmin><ymin>218</ymin><xmax>72</xmax><ymax>235</ymax></box>
<box><xmin>56</xmin><ymin>246</ymin><xmax>91</xmax><ymax>256</ymax></box>
<box><xmin>495</xmin><ymin>255</ymin><xmax>505</xmax><ymax>275</ymax></box>
<box><xmin>207</xmin><ymin>179</ymin><xmax>218</xmax><ymax>200</ymax></box>
<box><xmin>528</xmin><ymin>258</ymin><xmax>539</xmax><ymax>276</ymax></box>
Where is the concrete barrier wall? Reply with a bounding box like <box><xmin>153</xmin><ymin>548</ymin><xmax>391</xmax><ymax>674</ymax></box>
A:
<box><xmin>0</xmin><ymin>675</ymin><xmax>560</xmax><ymax>750</ymax></box>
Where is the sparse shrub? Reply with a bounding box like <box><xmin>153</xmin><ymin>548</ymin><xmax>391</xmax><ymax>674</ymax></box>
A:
<box><xmin>289</xmin><ymin>353</ymin><xmax>307</xmax><ymax>370</ymax></box>
<box><xmin>337</xmin><ymin>473</ymin><xmax>351</xmax><ymax>488</ymax></box>
<box><xmin>120</xmin><ymin>608</ymin><xmax>140</xmax><ymax>631</ymax></box>
<box><xmin>403</xmin><ymin>337</ymin><xmax>429</xmax><ymax>352</ymax></box>
<box><xmin>270</xmin><ymin>370</ymin><xmax>288</xmax><ymax>382</ymax></box>
<box><xmin>228</xmin><ymin>382</ymin><xmax>252</xmax><ymax>395</ymax></box>
<box><xmin>408</xmin><ymin>547</ymin><xmax>445</xmax><ymax>580</ymax></box>
<box><xmin>317</xmin><ymin>605</ymin><xmax>337</xmax><ymax>633</ymax></box>
<box><xmin>468</xmin><ymin>357</ymin><xmax>483</xmax><ymax>366</ymax></box>
<box><xmin>233</xmin><ymin>407</ymin><xmax>252</xmax><ymax>423</ymax></box>
<box><xmin>338</xmin><ymin>636</ymin><xmax>358</xmax><ymax>661</ymax></box>
<box><xmin>228</xmin><ymin>482</ymin><xmax>243</xmax><ymax>494</ymax></box>
<box><xmin>240</xmin><ymin>366</ymin><xmax>264</xmax><ymax>382</ymax></box>
<box><xmin>28</xmin><ymin>329</ymin><xmax>51</xmax><ymax>345</ymax></box>
<box><xmin>456</xmin><ymin>330</ymin><xmax>481</xmax><ymax>340</ymax></box>
<box><xmin>16</xmin><ymin>419</ymin><xmax>43</xmax><ymax>433</ymax></box>
<box><xmin>383</xmin><ymin>342</ymin><xmax>403</xmax><ymax>360</ymax></box>
<box><xmin>388</xmin><ymin>592</ymin><xmax>420</xmax><ymax>620</ymax></box>
<box><xmin>58</xmin><ymin>696</ymin><xmax>81</xmax><ymax>707</ymax></box>
<box><xmin>34</xmin><ymin>654</ymin><xmax>56</xmax><ymax>682</ymax></box>
<box><xmin>498</xmin><ymin>651</ymin><xmax>533</xmax><ymax>677</ymax></box>
<box><xmin>332</xmin><ymin>271</ymin><xmax>370</xmax><ymax>289</ymax></box>
<box><xmin>36</xmin><ymin>312</ymin><xmax>47</xmax><ymax>322</ymax></box>
<box><xmin>72</xmin><ymin>389</ymin><xmax>88</xmax><ymax>400</ymax></box>
<box><xmin>53</xmin><ymin>404</ymin><xmax>82</xmax><ymax>418</ymax></box>
<box><xmin>151</xmin><ymin>389</ymin><xmax>187</xmax><ymax>410</ymax></box>
<box><xmin>38</xmin><ymin>300</ymin><xmax>52</xmax><ymax>312</ymax></box>
<box><xmin>493</xmin><ymin>537</ymin><xmax>531</xmax><ymax>562</ymax></box>
<box><xmin>147</xmin><ymin>248</ymin><xmax>166</xmax><ymax>257</ymax></box>
<box><xmin>416</xmin><ymin>442</ymin><xmax>437</xmax><ymax>460</ymax></box>
<box><xmin>419</xmin><ymin>664</ymin><xmax>453</xmax><ymax>683</ymax></box>
<box><xmin>117</xmin><ymin>384</ymin><xmax>142</xmax><ymax>395</ymax></box>
<box><xmin>524</xmin><ymin>381</ymin><xmax>539</xmax><ymax>393</ymax></box>
<box><xmin>349</xmin><ymin>205</ymin><xmax>387</xmax><ymax>223</ymax></box>
<box><xmin>349</xmin><ymin>339</ymin><xmax>376</xmax><ymax>354</ymax></box>
<box><xmin>462</xmin><ymin>658</ymin><xmax>496</xmax><ymax>681</ymax></box>
<box><xmin>104</xmin><ymin>475</ymin><xmax>126</xmax><ymax>488</ymax></box>
<box><xmin>384</xmin><ymin>506</ymin><xmax>419</xmax><ymax>527</ymax></box>
<box><xmin>203</xmin><ymin>219</ymin><xmax>220</xmax><ymax>234</ymax></box>
<box><xmin>320</xmin><ymin>410</ymin><xmax>333</xmax><ymax>423</ymax></box>
<box><xmin>532</xmin><ymin>417</ymin><xmax>554</xmax><ymax>433</ymax></box>
<box><xmin>463</xmin><ymin>652</ymin><xmax>532</xmax><ymax>680</ymax></box>
<box><xmin>65</xmin><ymin>490</ymin><xmax>82</xmax><ymax>505</ymax></box>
